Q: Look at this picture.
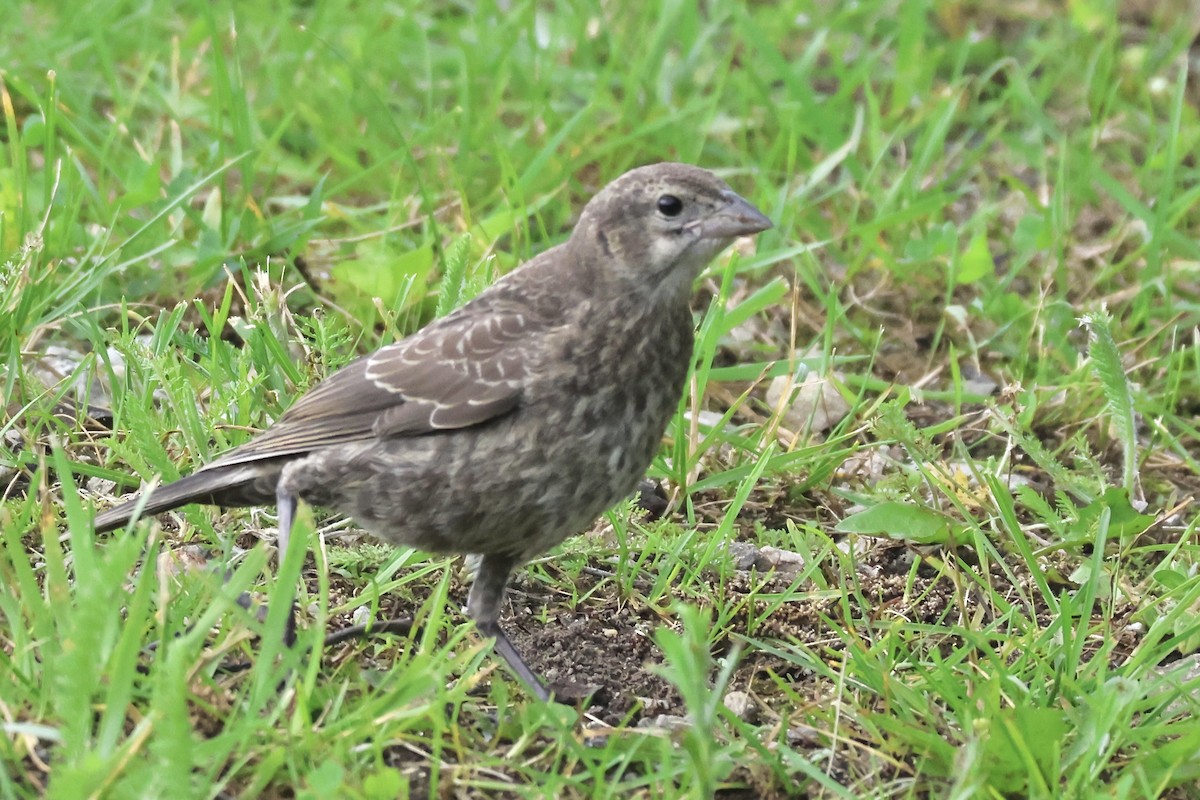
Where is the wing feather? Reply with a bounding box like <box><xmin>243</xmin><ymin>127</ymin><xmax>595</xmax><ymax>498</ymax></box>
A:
<box><xmin>201</xmin><ymin>302</ymin><xmax>545</xmax><ymax>471</ymax></box>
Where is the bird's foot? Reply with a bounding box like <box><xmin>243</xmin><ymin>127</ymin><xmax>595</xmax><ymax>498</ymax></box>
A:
<box><xmin>476</xmin><ymin>619</ymin><xmax>552</xmax><ymax>702</ymax></box>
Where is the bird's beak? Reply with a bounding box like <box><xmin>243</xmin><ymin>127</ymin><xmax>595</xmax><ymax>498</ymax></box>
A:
<box><xmin>699</xmin><ymin>192</ymin><xmax>773</xmax><ymax>239</ymax></box>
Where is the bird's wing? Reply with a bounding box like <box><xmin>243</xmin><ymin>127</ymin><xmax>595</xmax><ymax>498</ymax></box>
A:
<box><xmin>201</xmin><ymin>303</ymin><xmax>546</xmax><ymax>470</ymax></box>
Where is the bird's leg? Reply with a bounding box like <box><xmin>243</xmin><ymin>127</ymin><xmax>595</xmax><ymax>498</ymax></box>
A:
<box><xmin>468</xmin><ymin>553</ymin><xmax>551</xmax><ymax>701</ymax></box>
<box><xmin>276</xmin><ymin>486</ymin><xmax>298</xmax><ymax>647</ymax></box>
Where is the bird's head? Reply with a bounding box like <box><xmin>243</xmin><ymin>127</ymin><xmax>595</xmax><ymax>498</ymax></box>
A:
<box><xmin>572</xmin><ymin>162</ymin><xmax>772</xmax><ymax>298</ymax></box>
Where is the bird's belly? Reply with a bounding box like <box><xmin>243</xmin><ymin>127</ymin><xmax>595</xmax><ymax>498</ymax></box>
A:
<box><xmin>279</xmin><ymin>405</ymin><xmax>668</xmax><ymax>559</ymax></box>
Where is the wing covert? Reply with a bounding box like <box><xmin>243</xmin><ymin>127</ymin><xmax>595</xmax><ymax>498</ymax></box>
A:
<box><xmin>200</xmin><ymin>304</ymin><xmax>545</xmax><ymax>471</ymax></box>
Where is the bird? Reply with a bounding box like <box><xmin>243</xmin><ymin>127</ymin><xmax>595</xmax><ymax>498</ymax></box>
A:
<box><xmin>95</xmin><ymin>162</ymin><xmax>773</xmax><ymax>700</ymax></box>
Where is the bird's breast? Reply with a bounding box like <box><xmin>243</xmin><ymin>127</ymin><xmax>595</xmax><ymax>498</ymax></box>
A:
<box><xmin>521</xmin><ymin>299</ymin><xmax>694</xmax><ymax>493</ymax></box>
<box><xmin>536</xmin><ymin>300</ymin><xmax>692</xmax><ymax>418</ymax></box>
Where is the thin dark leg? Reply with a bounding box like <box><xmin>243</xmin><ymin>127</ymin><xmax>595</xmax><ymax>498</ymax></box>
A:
<box><xmin>323</xmin><ymin>616</ymin><xmax>415</xmax><ymax>647</ymax></box>
<box><xmin>276</xmin><ymin>486</ymin><xmax>299</xmax><ymax>647</ymax></box>
<box><xmin>468</xmin><ymin>553</ymin><xmax>551</xmax><ymax>701</ymax></box>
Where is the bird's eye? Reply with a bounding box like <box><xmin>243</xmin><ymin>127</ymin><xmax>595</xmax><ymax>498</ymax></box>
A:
<box><xmin>657</xmin><ymin>194</ymin><xmax>683</xmax><ymax>217</ymax></box>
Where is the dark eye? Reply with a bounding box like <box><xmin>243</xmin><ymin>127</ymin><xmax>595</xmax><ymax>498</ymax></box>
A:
<box><xmin>657</xmin><ymin>194</ymin><xmax>683</xmax><ymax>217</ymax></box>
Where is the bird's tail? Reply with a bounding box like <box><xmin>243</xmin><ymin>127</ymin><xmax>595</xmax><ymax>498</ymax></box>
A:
<box><xmin>93</xmin><ymin>463</ymin><xmax>277</xmax><ymax>533</ymax></box>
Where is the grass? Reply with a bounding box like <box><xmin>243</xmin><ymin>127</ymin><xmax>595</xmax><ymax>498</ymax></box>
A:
<box><xmin>3</xmin><ymin>0</ymin><xmax>1200</xmax><ymax>797</ymax></box>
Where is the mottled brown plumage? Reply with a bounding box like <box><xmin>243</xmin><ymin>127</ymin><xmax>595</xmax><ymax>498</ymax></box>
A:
<box><xmin>95</xmin><ymin>163</ymin><xmax>772</xmax><ymax>698</ymax></box>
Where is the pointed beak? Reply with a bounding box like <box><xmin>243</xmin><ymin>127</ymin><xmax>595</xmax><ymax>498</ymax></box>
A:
<box><xmin>699</xmin><ymin>191</ymin><xmax>773</xmax><ymax>240</ymax></box>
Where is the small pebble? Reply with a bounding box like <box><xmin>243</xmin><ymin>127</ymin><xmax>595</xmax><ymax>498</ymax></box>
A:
<box><xmin>722</xmin><ymin>690</ymin><xmax>757</xmax><ymax>722</ymax></box>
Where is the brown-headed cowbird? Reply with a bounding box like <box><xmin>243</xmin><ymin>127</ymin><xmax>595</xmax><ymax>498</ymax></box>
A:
<box><xmin>95</xmin><ymin>163</ymin><xmax>772</xmax><ymax>699</ymax></box>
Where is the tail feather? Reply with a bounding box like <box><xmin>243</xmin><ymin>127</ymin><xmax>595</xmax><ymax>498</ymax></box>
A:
<box><xmin>93</xmin><ymin>464</ymin><xmax>277</xmax><ymax>533</ymax></box>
